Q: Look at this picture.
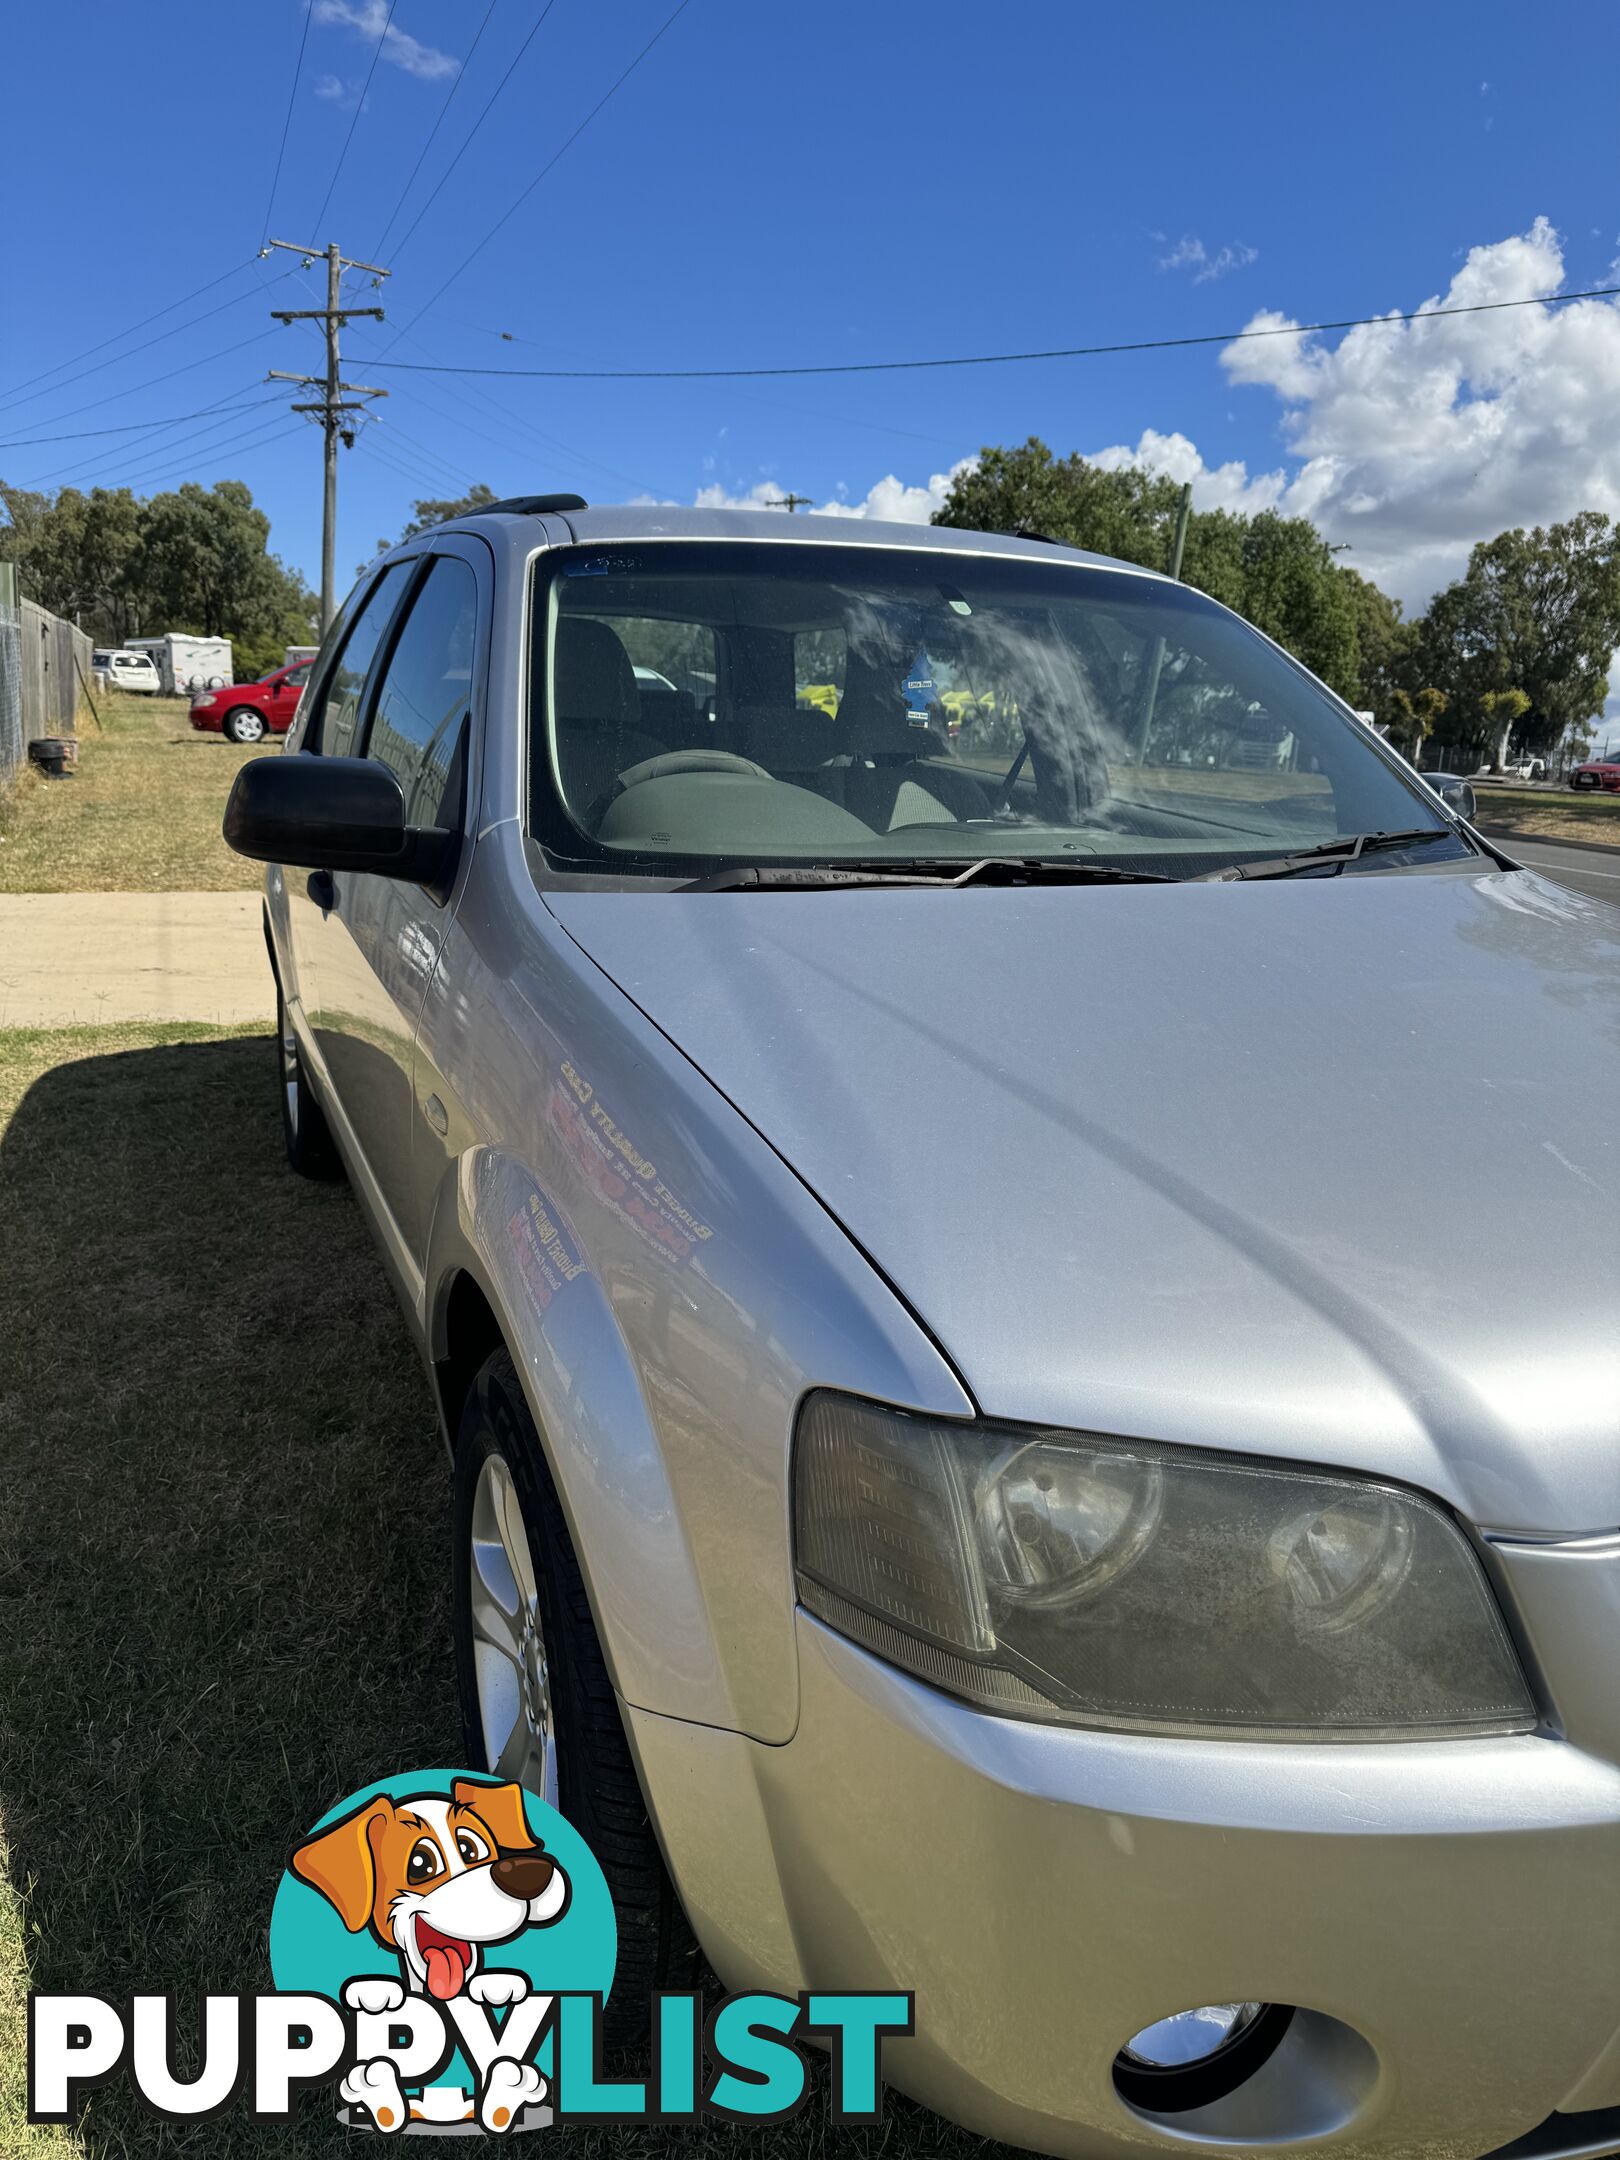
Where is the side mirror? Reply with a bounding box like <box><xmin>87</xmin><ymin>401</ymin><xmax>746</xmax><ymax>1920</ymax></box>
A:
<box><xmin>223</xmin><ymin>754</ymin><xmax>454</xmax><ymax>888</ymax></box>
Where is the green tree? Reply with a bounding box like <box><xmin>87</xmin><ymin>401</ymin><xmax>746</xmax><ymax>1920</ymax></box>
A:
<box><xmin>1</xmin><ymin>475</ymin><xmax>313</xmax><ymax>660</ymax></box>
<box><xmin>0</xmin><ymin>483</ymin><xmax>143</xmax><ymax>638</ymax></box>
<box><xmin>388</xmin><ymin>483</ymin><xmax>498</xmax><ymax>549</ymax></box>
<box><xmin>139</xmin><ymin>480</ymin><xmax>314</xmax><ymax>652</ymax></box>
<box><xmin>936</xmin><ymin>439</ymin><xmax>1184</xmax><ymax>568</ymax></box>
<box><xmin>1339</xmin><ymin>568</ymin><xmax>1412</xmax><ymax>719</ymax></box>
<box><xmin>1388</xmin><ymin>686</ymin><xmax>1448</xmax><ymax>763</ymax></box>
<box><xmin>1414</xmin><ymin>512</ymin><xmax>1620</xmax><ymax>769</ymax></box>
<box><xmin>1479</xmin><ymin>687</ymin><xmax>1532</xmax><ymax>772</ymax></box>
<box><xmin>935</xmin><ymin>439</ymin><xmax>1387</xmax><ymax>706</ymax></box>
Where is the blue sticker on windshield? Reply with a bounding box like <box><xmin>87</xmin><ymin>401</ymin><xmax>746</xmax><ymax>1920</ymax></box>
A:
<box><xmin>902</xmin><ymin>644</ymin><xmax>938</xmax><ymax>726</ymax></box>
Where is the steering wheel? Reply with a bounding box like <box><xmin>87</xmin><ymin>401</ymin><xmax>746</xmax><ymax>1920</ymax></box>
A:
<box><xmin>581</xmin><ymin>748</ymin><xmax>775</xmax><ymax>834</ymax></box>
<box><xmin>614</xmin><ymin>749</ymin><xmax>772</xmax><ymax>789</ymax></box>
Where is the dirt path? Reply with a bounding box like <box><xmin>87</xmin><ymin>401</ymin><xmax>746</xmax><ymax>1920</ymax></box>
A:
<box><xmin>0</xmin><ymin>891</ymin><xmax>272</xmax><ymax>1025</ymax></box>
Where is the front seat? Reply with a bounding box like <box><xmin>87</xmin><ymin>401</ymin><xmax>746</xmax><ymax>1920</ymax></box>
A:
<box><xmin>549</xmin><ymin>619</ymin><xmax>663</xmax><ymax>827</ymax></box>
<box><xmin>834</xmin><ymin>648</ymin><xmax>990</xmax><ymax>831</ymax></box>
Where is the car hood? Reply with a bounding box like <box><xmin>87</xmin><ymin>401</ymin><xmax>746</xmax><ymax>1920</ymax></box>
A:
<box><xmin>548</xmin><ymin>868</ymin><xmax>1620</xmax><ymax>1535</ymax></box>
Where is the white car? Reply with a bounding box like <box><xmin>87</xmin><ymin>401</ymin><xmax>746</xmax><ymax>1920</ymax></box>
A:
<box><xmin>96</xmin><ymin>649</ymin><xmax>162</xmax><ymax>696</ymax></box>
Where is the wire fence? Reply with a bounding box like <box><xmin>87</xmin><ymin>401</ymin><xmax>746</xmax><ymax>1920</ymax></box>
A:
<box><xmin>0</xmin><ymin>569</ymin><xmax>93</xmax><ymax>785</ymax></box>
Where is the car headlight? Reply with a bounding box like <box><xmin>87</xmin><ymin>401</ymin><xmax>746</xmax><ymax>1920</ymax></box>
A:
<box><xmin>793</xmin><ymin>1393</ymin><xmax>1535</xmax><ymax>1738</ymax></box>
<box><xmin>195</xmin><ymin>695</ymin><xmax>217</xmax><ymax>709</ymax></box>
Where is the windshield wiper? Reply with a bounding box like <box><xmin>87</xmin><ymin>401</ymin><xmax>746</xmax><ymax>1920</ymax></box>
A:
<box><xmin>684</xmin><ymin>856</ymin><xmax>1174</xmax><ymax>892</ymax></box>
<box><xmin>1193</xmin><ymin>827</ymin><xmax>1462</xmax><ymax>883</ymax></box>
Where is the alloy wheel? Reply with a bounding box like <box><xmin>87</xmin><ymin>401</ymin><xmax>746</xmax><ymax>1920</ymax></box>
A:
<box><xmin>280</xmin><ymin>1006</ymin><xmax>300</xmax><ymax>1139</ymax></box>
<box><xmin>468</xmin><ymin>1453</ymin><xmax>558</xmax><ymax>1807</ymax></box>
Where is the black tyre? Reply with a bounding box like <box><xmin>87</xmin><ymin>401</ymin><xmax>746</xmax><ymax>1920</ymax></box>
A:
<box><xmin>452</xmin><ymin>1349</ymin><xmax>699</xmax><ymax>2041</ymax></box>
<box><xmin>276</xmin><ymin>983</ymin><xmax>341</xmax><ymax>1179</ymax></box>
<box><xmin>223</xmin><ymin>706</ymin><xmax>268</xmax><ymax>744</ymax></box>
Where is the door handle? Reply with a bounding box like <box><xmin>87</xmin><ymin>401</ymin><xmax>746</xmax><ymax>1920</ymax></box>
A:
<box><xmin>307</xmin><ymin>869</ymin><xmax>336</xmax><ymax>912</ymax></box>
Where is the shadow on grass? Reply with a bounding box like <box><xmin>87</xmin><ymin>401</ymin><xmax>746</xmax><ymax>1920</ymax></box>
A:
<box><xmin>0</xmin><ymin>1034</ymin><xmax>1008</xmax><ymax>2160</ymax></box>
<box><xmin>0</xmin><ymin>1032</ymin><xmax>454</xmax><ymax>2152</ymax></box>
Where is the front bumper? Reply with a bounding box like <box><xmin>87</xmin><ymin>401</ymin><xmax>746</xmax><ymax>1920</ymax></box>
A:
<box><xmin>629</xmin><ymin>1564</ymin><xmax>1620</xmax><ymax>2160</ymax></box>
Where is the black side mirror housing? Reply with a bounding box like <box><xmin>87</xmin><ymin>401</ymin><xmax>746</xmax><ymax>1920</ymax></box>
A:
<box><xmin>223</xmin><ymin>754</ymin><xmax>455</xmax><ymax>891</ymax></box>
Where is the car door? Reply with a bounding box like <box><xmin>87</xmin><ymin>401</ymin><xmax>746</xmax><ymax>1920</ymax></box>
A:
<box><xmin>281</xmin><ymin>557</ymin><xmax>416</xmax><ymax>1118</ymax></box>
<box><xmin>305</xmin><ymin>539</ymin><xmax>489</xmax><ymax>1268</ymax></box>
<box><xmin>269</xmin><ymin>662</ymin><xmax>309</xmax><ymax>732</ymax></box>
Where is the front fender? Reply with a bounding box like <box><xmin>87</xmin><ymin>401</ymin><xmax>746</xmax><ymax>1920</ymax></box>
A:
<box><xmin>426</xmin><ymin>1144</ymin><xmax>728</xmax><ymax>1729</ymax></box>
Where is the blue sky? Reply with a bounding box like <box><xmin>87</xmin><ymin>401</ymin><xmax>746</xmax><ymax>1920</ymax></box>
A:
<box><xmin>5</xmin><ymin>1</ymin><xmax>1620</xmax><ymax>740</ymax></box>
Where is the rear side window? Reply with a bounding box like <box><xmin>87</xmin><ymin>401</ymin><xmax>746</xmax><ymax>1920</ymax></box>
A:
<box><xmin>312</xmin><ymin>562</ymin><xmax>410</xmax><ymax>755</ymax></box>
<box><xmin>362</xmin><ymin>556</ymin><xmax>477</xmax><ymax>827</ymax></box>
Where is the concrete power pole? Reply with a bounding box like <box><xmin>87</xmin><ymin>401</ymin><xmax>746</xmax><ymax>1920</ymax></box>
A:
<box><xmin>264</xmin><ymin>238</ymin><xmax>391</xmax><ymax>631</ymax></box>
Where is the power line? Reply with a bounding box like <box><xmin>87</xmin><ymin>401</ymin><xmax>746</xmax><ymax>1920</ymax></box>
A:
<box><xmin>24</xmin><ymin>329</ymin><xmax>286</xmax><ymax>431</ymax></box>
<box><xmin>389</xmin><ymin>0</ymin><xmax>695</xmax><ymax>340</ymax></box>
<box><xmin>96</xmin><ymin>420</ymin><xmax>311</xmax><ymax>499</ymax></box>
<box><xmin>260</xmin><ymin>0</ymin><xmax>315</xmax><ymax>250</ymax></box>
<box><xmin>371</xmin><ymin>0</ymin><xmax>503</xmax><ymax>260</ymax></box>
<box><xmin>18</xmin><ymin>382</ymin><xmax>283</xmax><ymax>488</ymax></box>
<box><xmin>92</xmin><ymin>411</ymin><xmax>302</xmax><ymax>494</ymax></box>
<box><xmin>0</xmin><ymin>263</ymin><xmax>279</xmax><ymax>419</ymax></box>
<box><xmin>0</xmin><ymin>257</ymin><xmax>259</xmax><ymax>412</ymax></box>
<box><xmin>310</xmin><ymin>0</ymin><xmax>399</xmax><ymax>238</ymax></box>
<box><xmin>346</xmin><ymin>304</ymin><xmax>668</xmax><ymax>496</ymax></box>
<box><xmin>373</xmin><ymin>416</ymin><xmax>482</xmax><ymax>490</ymax></box>
<box><xmin>383</xmin><ymin>0</ymin><xmax>558</xmax><ymax>270</ymax></box>
<box><xmin>21</xmin><ymin>411</ymin><xmax>303</xmax><ymax>497</ymax></box>
<box><xmin>366</xmin><ymin>279</ymin><xmax>1620</xmax><ymax>382</ymax></box>
<box><xmin>43</xmin><ymin>396</ymin><xmax>296</xmax><ymax>488</ymax></box>
<box><xmin>0</xmin><ymin>396</ymin><xmax>287</xmax><ymax>450</ymax></box>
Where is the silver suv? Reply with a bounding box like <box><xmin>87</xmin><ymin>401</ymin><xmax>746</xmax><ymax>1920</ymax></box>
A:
<box><xmin>227</xmin><ymin>499</ymin><xmax>1620</xmax><ymax>2160</ymax></box>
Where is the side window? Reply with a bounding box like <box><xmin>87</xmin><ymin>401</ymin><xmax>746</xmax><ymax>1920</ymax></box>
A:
<box><xmin>312</xmin><ymin>562</ymin><xmax>410</xmax><ymax>755</ymax></box>
<box><xmin>794</xmin><ymin>628</ymin><xmax>845</xmax><ymax>720</ymax></box>
<box><xmin>361</xmin><ymin>556</ymin><xmax>478</xmax><ymax>828</ymax></box>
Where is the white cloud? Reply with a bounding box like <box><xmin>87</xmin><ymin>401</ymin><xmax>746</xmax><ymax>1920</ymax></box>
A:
<box><xmin>1090</xmin><ymin>427</ymin><xmax>1285</xmax><ymax>516</ymax></box>
<box><xmin>311</xmin><ymin>0</ymin><xmax>458</xmax><ymax>81</ymax></box>
<box><xmin>688</xmin><ymin>462</ymin><xmax>975</xmax><ymax>523</ymax></box>
<box><xmin>654</xmin><ymin>221</ymin><xmax>1620</xmax><ymax>636</ymax></box>
<box><xmin>1158</xmin><ymin>235</ymin><xmax>1258</xmax><ymax>284</ymax></box>
<box><xmin>1204</xmin><ymin>216</ymin><xmax>1620</xmax><ymax>603</ymax></box>
<box><xmin>312</xmin><ymin>72</ymin><xmax>353</xmax><ymax>102</ymax></box>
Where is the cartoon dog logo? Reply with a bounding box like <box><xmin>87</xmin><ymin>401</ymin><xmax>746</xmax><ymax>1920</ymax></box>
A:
<box><xmin>290</xmin><ymin>1777</ymin><xmax>570</xmax><ymax>2133</ymax></box>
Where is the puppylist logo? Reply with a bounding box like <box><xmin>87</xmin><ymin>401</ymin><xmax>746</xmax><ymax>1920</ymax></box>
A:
<box><xmin>28</xmin><ymin>1768</ymin><xmax>912</xmax><ymax>2135</ymax></box>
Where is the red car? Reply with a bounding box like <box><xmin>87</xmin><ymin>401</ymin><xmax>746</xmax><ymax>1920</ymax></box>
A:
<box><xmin>189</xmin><ymin>660</ymin><xmax>311</xmax><ymax>745</ymax></box>
<box><xmin>1568</xmin><ymin>753</ymin><xmax>1620</xmax><ymax>791</ymax></box>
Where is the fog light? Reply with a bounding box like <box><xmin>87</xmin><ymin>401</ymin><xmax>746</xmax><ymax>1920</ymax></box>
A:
<box><xmin>1114</xmin><ymin>2001</ymin><xmax>1293</xmax><ymax>2113</ymax></box>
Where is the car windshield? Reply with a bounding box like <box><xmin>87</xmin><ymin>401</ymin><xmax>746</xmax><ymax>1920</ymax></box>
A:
<box><xmin>530</xmin><ymin>541</ymin><xmax>1461</xmax><ymax>880</ymax></box>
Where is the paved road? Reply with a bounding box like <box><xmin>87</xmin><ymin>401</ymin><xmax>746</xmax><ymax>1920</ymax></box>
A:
<box><xmin>1494</xmin><ymin>835</ymin><xmax>1620</xmax><ymax>906</ymax></box>
<box><xmin>0</xmin><ymin>891</ymin><xmax>273</xmax><ymax>1026</ymax></box>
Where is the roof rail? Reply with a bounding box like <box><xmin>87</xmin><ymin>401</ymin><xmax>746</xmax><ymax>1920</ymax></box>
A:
<box><xmin>479</xmin><ymin>493</ymin><xmax>588</xmax><ymax>517</ymax></box>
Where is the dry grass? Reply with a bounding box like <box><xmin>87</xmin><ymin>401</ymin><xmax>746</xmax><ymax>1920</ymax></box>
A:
<box><xmin>1471</xmin><ymin>782</ymin><xmax>1620</xmax><ymax>848</ymax></box>
<box><xmin>0</xmin><ymin>1823</ymin><xmax>77</xmax><ymax>2160</ymax></box>
<box><xmin>0</xmin><ymin>697</ymin><xmax>273</xmax><ymax>893</ymax></box>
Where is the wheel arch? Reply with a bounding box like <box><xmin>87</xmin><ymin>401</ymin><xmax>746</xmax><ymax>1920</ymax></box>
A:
<box><xmin>432</xmin><ymin>1265</ymin><xmax>506</xmax><ymax>1456</ymax></box>
<box><xmin>424</xmin><ymin>1173</ymin><xmax>736</xmax><ymax>1732</ymax></box>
